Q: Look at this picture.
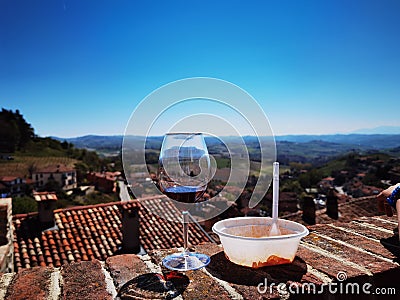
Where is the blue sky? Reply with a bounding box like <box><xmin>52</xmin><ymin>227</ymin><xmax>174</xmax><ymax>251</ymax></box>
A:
<box><xmin>1</xmin><ymin>0</ymin><xmax>399</xmax><ymax>137</ymax></box>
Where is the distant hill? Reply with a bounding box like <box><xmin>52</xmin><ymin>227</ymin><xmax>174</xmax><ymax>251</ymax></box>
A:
<box><xmin>275</xmin><ymin>134</ymin><xmax>400</xmax><ymax>149</ymax></box>
<box><xmin>277</xmin><ymin>140</ymin><xmax>362</xmax><ymax>165</ymax></box>
<box><xmin>56</xmin><ymin>133</ymin><xmax>400</xmax><ymax>151</ymax></box>
<box><xmin>52</xmin><ymin>135</ymin><xmax>124</xmax><ymax>150</ymax></box>
<box><xmin>53</xmin><ymin>133</ymin><xmax>400</xmax><ymax>165</ymax></box>
<box><xmin>352</xmin><ymin>126</ymin><xmax>400</xmax><ymax>134</ymax></box>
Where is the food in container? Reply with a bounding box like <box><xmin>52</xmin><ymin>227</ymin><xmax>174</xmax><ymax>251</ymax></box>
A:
<box><xmin>212</xmin><ymin>217</ymin><xmax>309</xmax><ymax>268</ymax></box>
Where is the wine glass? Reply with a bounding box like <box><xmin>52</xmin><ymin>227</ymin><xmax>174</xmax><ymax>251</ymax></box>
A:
<box><xmin>157</xmin><ymin>132</ymin><xmax>211</xmax><ymax>271</ymax></box>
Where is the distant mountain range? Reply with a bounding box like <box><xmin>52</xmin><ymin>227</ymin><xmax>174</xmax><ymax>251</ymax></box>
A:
<box><xmin>50</xmin><ymin>133</ymin><xmax>400</xmax><ymax>165</ymax></box>
<box><xmin>274</xmin><ymin>134</ymin><xmax>400</xmax><ymax>149</ymax></box>
<box><xmin>351</xmin><ymin>126</ymin><xmax>400</xmax><ymax>134</ymax></box>
<box><xmin>53</xmin><ymin>135</ymin><xmax>124</xmax><ymax>150</ymax></box>
<box><xmin>53</xmin><ymin>133</ymin><xmax>400</xmax><ymax>150</ymax></box>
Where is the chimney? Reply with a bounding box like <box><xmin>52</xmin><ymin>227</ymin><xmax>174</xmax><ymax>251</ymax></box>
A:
<box><xmin>0</xmin><ymin>198</ymin><xmax>14</xmax><ymax>273</ymax></box>
<box><xmin>326</xmin><ymin>188</ymin><xmax>339</xmax><ymax>220</ymax></box>
<box><xmin>302</xmin><ymin>195</ymin><xmax>316</xmax><ymax>225</ymax></box>
<box><xmin>0</xmin><ymin>203</ymin><xmax>9</xmax><ymax>245</ymax></box>
<box><xmin>121</xmin><ymin>203</ymin><xmax>140</xmax><ymax>254</ymax></box>
<box><xmin>34</xmin><ymin>192</ymin><xmax>57</xmax><ymax>230</ymax></box>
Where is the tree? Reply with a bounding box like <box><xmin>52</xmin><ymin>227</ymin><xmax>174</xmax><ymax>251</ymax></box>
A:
<box><xmin>14</xmin><ymin>109</ymin><xmax>35</xmax><ymax>148</ymax></box>
<box><xmin>0</xmin><ymin>117</ymin><xmax>19</xmax><ymax>152</ymax></box>
<box><xmin>12</xmin><ymin>196</ymin><xmax>37</xmax><ymax>214</ymax></box>
<box><xmin>281</xmin><ymin>180</ymin><xmax>304</xmax><ymax>194</ymax></box>
<box><xmin>74</xmin><ymin>162</ymin><xmax>89</xmax><ymax>183</ymax></box>
<box><xmin>41</xmin><ymin>178</ymin><xmax>63</xmax><ymax>194</ymax></box>
<box><xmin>28</xmin><ymin>163</ymin><xmax>37</xmax><ymax>179</ymax></box>
<box><xmin>0</xmin><ymin>108</ymin><xmax>35</xmax><ymax>152</ymax></box>
<box><xmin>362</xmin><ymin>173</ymin><xmax>381</xmax><ymax>187</ymax></box>
<box><xmin>61</xmin><ymin>140</ymin><xmax>69</xmax><ymax>150</ymax></box>
<box><xmin>345</xmin><ymin>152</ymin><xmax>358</xmax><ymax>168</ymax></box>
<box><xmin>298</xmin><ymin>169</ymin><xmax>323</xmax><ymax>188</ymax></box>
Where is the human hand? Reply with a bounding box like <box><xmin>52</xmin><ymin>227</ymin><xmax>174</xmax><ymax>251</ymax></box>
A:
<box><xmin>377</xmin><ymin>183</ymin><xmax>400</xmax><ymax>217</ymax></box>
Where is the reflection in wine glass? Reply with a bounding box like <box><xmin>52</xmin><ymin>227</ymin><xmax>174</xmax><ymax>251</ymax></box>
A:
<box><xmin>157</xmin><ymin>133</ymin><xmax>211</xmax><ymax>271</ymax></box>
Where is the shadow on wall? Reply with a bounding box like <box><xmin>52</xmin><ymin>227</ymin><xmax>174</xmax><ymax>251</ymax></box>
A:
<box><xmin>206</xmin><ymin>251</ymin><xmax>307</xmax><ymax>286</ymax></box>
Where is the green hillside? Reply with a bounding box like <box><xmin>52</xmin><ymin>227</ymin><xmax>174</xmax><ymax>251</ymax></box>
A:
<box><xmin>0</xmin><ymin>156</ymin><xmax>78</xmax><ymax>178</ymax></box>
<box><xmin>0</xmin><ymin>108</ymin><xmax>122</xmax><ymax>215</ymax></box>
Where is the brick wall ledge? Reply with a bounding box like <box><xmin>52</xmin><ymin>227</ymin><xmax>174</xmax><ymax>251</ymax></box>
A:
<box><xmin>2</xmin><ymin>215</ymin><xmax>400</xmax><ymax>299</ymax></box>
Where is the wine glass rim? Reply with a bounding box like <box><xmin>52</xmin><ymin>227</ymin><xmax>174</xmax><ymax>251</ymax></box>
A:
<box><xmin>165</xmin><ymin>132</ymin><xmax>203</xmax><ymax>135</ymax></box>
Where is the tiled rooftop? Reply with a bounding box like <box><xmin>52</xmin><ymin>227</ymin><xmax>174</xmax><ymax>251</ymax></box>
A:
<box><xmin>88</xmin><ymin>171</ymin><xmax>121</xmax><ymax>180</ymax></box>
<box><xmin>0</xmin><ymin>176</ymin><xmax>19</xmax><ymax>182</ymax></box>
<box><xmin>283</xmin><ymin>196</ymin><xmax>380</xmax><ymax>225</ymax></box>
<box><xmin>13</xmin><ymin>196</ymin><xmax>214</xmax><ymax>271</ymax></box>
<box><xmin>12</xmin><ymin>195</ymin><xmax>381</xmax><ymax>273</ymax></box>
<box><xmin>33</xmin><ymin>164</ymin><xmax>75</xmax><ymax>173</ymax></box>
<box><xmin>2</xmin><ymin>214</ymin><xmax>400</xmax><ymax>299</ymax></box>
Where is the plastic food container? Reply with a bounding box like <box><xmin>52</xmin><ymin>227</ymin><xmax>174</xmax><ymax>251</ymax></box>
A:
<box><xmin>212</xmin><ymin>217</ymin><xmax>309</xmax><ymax>268</ymax></box>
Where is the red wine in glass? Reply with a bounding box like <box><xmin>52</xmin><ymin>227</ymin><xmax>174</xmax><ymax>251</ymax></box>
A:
<box><xmin>163</xmin><ymin>186</ymin><xmax>206</xmax><ymax>203</ymax></box>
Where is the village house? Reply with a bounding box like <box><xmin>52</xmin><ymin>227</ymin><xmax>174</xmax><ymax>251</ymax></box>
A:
<box><xmin>0</xmin><ymin>176</ymin><xmax>28</xmax><ymax>198</ymax></box>
<box><xmin>32</xmin><ymin>165</ymin><xmax>77</xmax><ymax>191</ymax></box>
<box><xmin>87</xmin><ymin>171</ymin><xmax>121</xmax><ymax>193</ymax></box>
<box><xmin>319</xmin><ymin>176</ymin><xmax>335</xmax><ymax>189</ymax></box>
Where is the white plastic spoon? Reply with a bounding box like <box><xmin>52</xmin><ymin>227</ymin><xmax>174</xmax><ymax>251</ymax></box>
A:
<box><xmin>269</xmin><ymin>162</ymin><xmax>281</xmax><ymax>236</ymax></box>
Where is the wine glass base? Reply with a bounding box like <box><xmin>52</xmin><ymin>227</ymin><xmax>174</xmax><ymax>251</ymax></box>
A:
<box><xmin>162</xmin><ymin>252</ymin><xmax>210</xmax><ymax>271</ymax></box>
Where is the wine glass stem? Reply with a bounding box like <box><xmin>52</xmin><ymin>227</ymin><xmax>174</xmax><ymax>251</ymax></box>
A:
<box><xmin>182</xmin><ymin>210</ymin><xmax>189</xmax><ymax>254</ymax></box>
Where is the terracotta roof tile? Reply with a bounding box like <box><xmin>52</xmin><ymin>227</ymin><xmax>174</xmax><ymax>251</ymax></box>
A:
<box><xmin>13</xmin><ymin>196</ymin><xmax>214</xmax><ymax>271</ymax></box>
<box><xmin>33</xmin><ymin>191</ymin><xmax>58</xmax><ymax>202</ymax></box>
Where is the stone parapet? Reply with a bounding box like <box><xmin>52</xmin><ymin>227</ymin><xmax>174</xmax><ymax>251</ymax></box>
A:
<box><xmin>1</xmin><ymin>215</ymin><xmax>400</xmax><ymax>299</ymax></box>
